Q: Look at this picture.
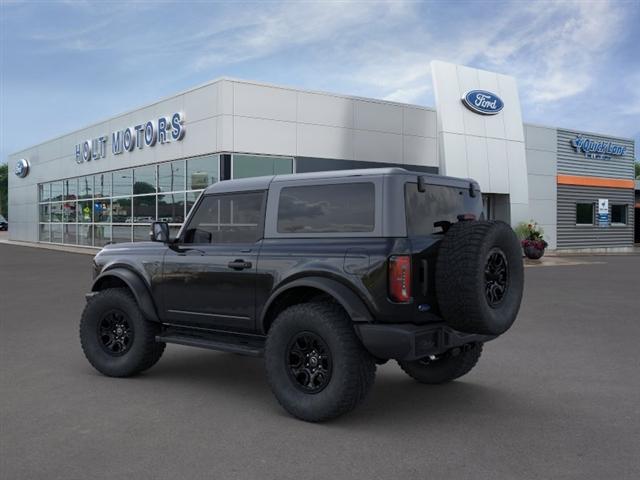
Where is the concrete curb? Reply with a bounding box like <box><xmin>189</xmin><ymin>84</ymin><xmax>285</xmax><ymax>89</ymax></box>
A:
<box><xmin>0</xmin><ymin>239</ymin><xmax>99</xmax><ymax>256</ymax></box>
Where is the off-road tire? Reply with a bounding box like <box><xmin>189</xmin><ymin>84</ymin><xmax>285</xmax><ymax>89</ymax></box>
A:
<box><xmin>80</xmin><ymin>288</ymin><xmax>165</xmax><ymax>377</ymax></box>
<box><xmin>398</xmin><ymin>343</ymin><xmax>483</xmax><ymax>384</ymax></box>
<box><xmin>436</xmin><ymin>220</ymin><xmax>524</xmax><ymax>335</ymax></box>
<box><xmin>265</xmin><ymin>302</ymin><xmax>376</xmax><ymax>422</ymax></box>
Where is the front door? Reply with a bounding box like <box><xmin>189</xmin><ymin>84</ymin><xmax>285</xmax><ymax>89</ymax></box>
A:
<box><xmin>160</xmin><ymin>191</ymin><xmax>265</xmax><ymax>332</ymax></box>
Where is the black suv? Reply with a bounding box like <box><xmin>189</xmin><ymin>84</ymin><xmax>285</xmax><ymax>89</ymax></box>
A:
<box><xmin>80</xmin><ymin>168</ymin><xmax>523</xmax><ymax>421</ymax></box>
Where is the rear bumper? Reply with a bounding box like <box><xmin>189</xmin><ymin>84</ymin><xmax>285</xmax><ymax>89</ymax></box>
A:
<box><xmin>354</xmin><ymin>322</ymin><xmax>496</xmax><ymax>361</ymax></box>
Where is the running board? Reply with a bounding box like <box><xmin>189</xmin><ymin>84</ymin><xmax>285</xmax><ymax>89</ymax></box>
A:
<box><xmin>156</xmin><ymin>327</ymin><xmax>265</xmax><ymax>357</ymax></box>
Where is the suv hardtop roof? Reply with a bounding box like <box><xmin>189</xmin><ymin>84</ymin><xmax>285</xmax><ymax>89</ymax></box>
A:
<box><xmin>203</xmin><ymin>167</ymin><xmax>475</xmax><ymax>195</ymax></box>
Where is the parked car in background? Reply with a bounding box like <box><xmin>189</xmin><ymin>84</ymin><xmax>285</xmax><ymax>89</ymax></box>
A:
<box><xmin>0</xmin><ymin>215</ymin><xmax>8</xmax><ymax>231</ymax></box>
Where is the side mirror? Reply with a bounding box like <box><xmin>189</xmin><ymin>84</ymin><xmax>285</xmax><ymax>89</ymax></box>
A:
<box><xmin>150</xmin><ymin>221</ymin><xmax>170</xmax><ymax>243</ymax></box>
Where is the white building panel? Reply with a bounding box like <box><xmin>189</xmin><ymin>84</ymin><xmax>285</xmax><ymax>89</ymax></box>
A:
<box><xmin>217</xmin><ymin>80</ymin><xmax>234</xmax><ymax>115</ymax></box>
<box><xmin>354</xmin><ymin>130</ymin><xmax>402</xmax><ymax>163</ymax></box>
<box><xmin>297</xmin><ymin>92</ymin><xmax>354</xmax><ymax>128</ymax></box>
<box><xmin>526</xmin><ymin>148</ymin><xmax>557</xmax><ymax>176</ymax></box>
<box><xmin>297</xmin><ymin>123</ymin><xmax>354</xmax><ymax>160</ymax></box>
<box><xmin>183</xmin><ymin>84</ymin><xmax>218</xmax><ymax>123</ymax></box>
<box><xmin>403</xmin><ymin>106</ymin><xmax>437</xmax><ymax>138</ymax></box>
<box><xmin>431</xmin><ymin>61</ymin><xmax>464</xmax><ymax>135</ymax></box>
<box><xmin>457</xmin><ymin>65</ymin><xmax>487</xmax><ymax>138</ymax></box>
<box><xmin>506</xmin><ymin>140</ymin><xmax>529</xmax><ymax>207</ymax></box>
<box><xmin>181</xmin><ymin>117</ymin><xmax>218</xmax><ymax>159</ymax></box>
<box><xmin>486</xmin><ymin>138</ymin><xmax>510</xmax><ymax>194</ymax></box>
<box><xmin>477</xmin><ymin>69</ymin><xmax>506</xmax><ymax>140</ymax></box>
<box><xmin>233</xmin><ymin>82</ymin><xmax>297</xmax><ymax>122</ymax></box>
<box><xmin>403</xmin><ymin>135</ymin><xmax>438</xmax><ymax>167</ymax></box>
<box><xmin>465</xmin><ymin>135</ymin><xmax>490</xmax><ymax>190</ymax></box>
<box><xmin>440</xmin><ymin>133</ymin><xmax>469</xmax><ymax>178</ymax></box>
<box><xmin>498</xmin><ymin>75</ymin><xmax>525</xmax><ymax>142</ymax></box>
<box><xmin>217</xmin><ymin>114</ymin><xmax>234</xmax><ymax>152</ymax></box>
<box><xmin>233</xmin><ymin>116</ymin><xmax>296</xmax><ymax>156</ymax></box>
<box><xmin>354</xmin><ymin>100</ymin><xmax>403</xmax><ymax>134</ymax></box>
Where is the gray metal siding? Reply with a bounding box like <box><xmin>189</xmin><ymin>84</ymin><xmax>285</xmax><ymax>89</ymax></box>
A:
<box><xmin>557</xmin><ymin>185</ymin><xmax>635</xmax><ymax>248</ymax></box>
<box><xmin>557</xmin><ymin>129</ymin><xmax>635</xmax><ymax>179</ymax></box>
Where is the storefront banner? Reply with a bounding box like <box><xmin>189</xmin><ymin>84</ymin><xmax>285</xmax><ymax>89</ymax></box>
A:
<box><xmin>597</xmin><ymin>198</ymin><xmax>609</xmax><ymax>227</ymax></box>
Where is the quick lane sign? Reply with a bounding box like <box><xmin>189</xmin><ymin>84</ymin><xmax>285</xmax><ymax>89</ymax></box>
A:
<box><xmin>570</xmin><ymin>136</ymin><xmax>626</xmax><ymax>160</ymax></box>
<box><xmin>74</xmin><ymin>112</ymin><xmax>185</xmax><ymax>164</ymax></box>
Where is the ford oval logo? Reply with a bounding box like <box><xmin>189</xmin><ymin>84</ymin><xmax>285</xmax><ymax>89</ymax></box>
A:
<box><xmin>14</xmin><ymin>158</ymin><xmax>30</xmax><ymax>178</ymax></box>
<box><xmin>462</xmin><ymin>90</ymin><xmax>504</xmax><ymax>115</ymax></box>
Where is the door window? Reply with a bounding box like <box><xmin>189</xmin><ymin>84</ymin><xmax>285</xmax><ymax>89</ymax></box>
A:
<box><xmin>183</xmin><ymin>192</ymin><xmax>264</xmax><ymax>244</ymax></box>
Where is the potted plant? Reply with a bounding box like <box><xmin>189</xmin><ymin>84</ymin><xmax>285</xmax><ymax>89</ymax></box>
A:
<box><xmin>515</xmin><ymin>221</ymin><xmax>548</xmax><ymax>260</ymax></box>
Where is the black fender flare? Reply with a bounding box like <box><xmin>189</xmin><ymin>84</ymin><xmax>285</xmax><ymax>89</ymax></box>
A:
<box><xmin>259</xmin><ymin>276</ymin><xmax>373</xmax><ymax>333</ymax></box>
<box><xmin>91</xmin><ymin>268</ymin><xmax>160</xmax><ymax>323</ymax></box>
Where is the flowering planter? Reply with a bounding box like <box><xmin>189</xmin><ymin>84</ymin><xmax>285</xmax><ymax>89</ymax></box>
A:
<box><xmin>523</xmin><ymin>244</ymin><xmax>545</xmax><ymax>260</ymax></box>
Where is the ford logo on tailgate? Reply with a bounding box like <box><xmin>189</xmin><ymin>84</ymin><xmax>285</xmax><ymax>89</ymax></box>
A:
<box><xmin>462</xmin><ymin>90</ymin><xmax>504</xmax><ymax>115</ymax></box>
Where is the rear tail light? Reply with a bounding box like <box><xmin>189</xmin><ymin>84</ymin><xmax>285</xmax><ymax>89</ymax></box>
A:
<box><xmin>388</xmin><ymin>255</ymin><xmax>412</xmax><ymax>303</ymax></box>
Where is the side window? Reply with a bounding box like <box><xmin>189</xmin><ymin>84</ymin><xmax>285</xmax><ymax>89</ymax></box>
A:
<box><xmin>576</xmin><ymin>203</ymin><xmax>594</xmax><ymax>225</ymax></box>
<box><xmin>183</xmin><ymin>192</ymin><xmax>264</xmax><ymax>244</ymax></box>
<box><xmin>611</xmin><ymin>204</ymin><xmax>627</xmax><ymax>225</ymax></box>
<box><xmin>277</xmin><ymin>183</ymin><xmax>375</xmax><ymax>234</ymax></box>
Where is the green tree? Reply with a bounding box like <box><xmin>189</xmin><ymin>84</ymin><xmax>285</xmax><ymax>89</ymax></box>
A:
<box><xmin>0</xmin><ymin>163</ymin><xmax>8</xmax><ymax>219</ymax></box>
<box><xmin>635</xmin><ymin>161</ymin><xmax>640</xmax><ymax>179</ymax></box>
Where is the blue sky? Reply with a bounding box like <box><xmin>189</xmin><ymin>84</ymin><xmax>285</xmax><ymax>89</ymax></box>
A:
<box><xmin>1</xmin><ymin>0</ymin><xmax>639</xmax><ymax>164</ymax></box>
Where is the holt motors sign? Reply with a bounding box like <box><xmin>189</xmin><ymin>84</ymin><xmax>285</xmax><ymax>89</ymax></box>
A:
<box><xmin>74</xmin><ymin>112</ymin><xmax>185</xmax><ymax>164</ymax></box>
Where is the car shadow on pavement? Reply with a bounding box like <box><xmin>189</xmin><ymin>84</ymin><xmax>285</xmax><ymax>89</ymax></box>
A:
<box><xmin>118</xmin><ymin>348</ymin><xmax>526</xmax><ymax>426</ymax></box>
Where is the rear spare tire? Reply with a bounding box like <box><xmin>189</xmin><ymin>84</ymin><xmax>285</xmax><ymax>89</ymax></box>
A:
<box><xmin>435</xmin><ymin>220</ymin><xmax>523</xmax><ymax>335</ymax></box>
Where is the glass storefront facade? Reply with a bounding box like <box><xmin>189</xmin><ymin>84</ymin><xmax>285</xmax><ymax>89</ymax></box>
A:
<box><xmin>37</xmin><ymin>153</ymin><xmax>293</xmax><ymax>246</ymax></box>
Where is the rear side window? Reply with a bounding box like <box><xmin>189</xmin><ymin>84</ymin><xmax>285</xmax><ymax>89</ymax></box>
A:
<box><xmin>277</xmin><ymin>183</ymin><xmax>375</xmax><ymax>233</ymax></box>
<box><xmin>183</xmin><ymin>192</ymin><xmax>264</xmax><ymax>244</ymax></box>
<box><xmin>405</xmin><ymin>183</ymin><xmax>476</xmax><ymax>236</ymax></box>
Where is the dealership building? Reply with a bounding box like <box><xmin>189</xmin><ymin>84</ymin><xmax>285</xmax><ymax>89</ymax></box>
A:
<box><xmin>7</xmin><ymin>61</ymin><xmax>638</xmax><ymax>250</ymax></box>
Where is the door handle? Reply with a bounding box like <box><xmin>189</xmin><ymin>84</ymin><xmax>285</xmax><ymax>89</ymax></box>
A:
<box><xmin>228</xmin><ymin>259</ymin><xmax>252</xmax><ymax>270</ymax></box>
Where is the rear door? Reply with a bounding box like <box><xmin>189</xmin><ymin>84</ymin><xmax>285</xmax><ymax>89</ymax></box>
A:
<box><xmin>404</xmin><ymin>180</ymin><xmax>483</xmax><ymax>310</ymax></box>
<box><xmin>160</xmin><ymin>191</ymin><xmax>265</xmax><ymax>332</ymax></box>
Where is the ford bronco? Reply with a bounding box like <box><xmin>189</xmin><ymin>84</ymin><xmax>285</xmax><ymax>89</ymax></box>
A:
<box><xmin>80</xmin><ymin>168</ymin><xmax>523</xmax><ymax>421</ymax></box>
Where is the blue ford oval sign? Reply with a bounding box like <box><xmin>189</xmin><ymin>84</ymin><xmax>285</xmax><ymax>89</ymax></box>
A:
<box><xmin>14</xmin><ymin>158</ymin><xmax>30</xmax><ymax>178</ymax></box>
<box><xmin>462</xmin><ymin>90</ymin><xmax>504</xmax><ymax>115</ymax></box>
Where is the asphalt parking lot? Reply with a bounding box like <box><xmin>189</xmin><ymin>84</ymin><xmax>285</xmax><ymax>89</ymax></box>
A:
<box><xmin>1</xmin><ymin>244</ymin><xmax>639</xmax><ymax>480</ymax></box>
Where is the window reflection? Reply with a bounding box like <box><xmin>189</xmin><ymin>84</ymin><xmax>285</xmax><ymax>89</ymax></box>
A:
<box><xmin>159</xmin><ymin>161</ymin><xmax>185</xmax><ymax>192</ymax></box>
<box><xmin>112</xmin><ymin>198</ymin><xmax>132</xmax><ymax>223</ymax></box>
<box><xmin>63</xmin><ymin>201</ymin><xmax>77</xmax><ymax>222</ymax></box>
<box><xmin>232</xmin><ymin>154</ymin><xmax>293</xmax><ymax>179</ymax></box>
<box><xmin>187</xmin><ymin>155</ymin><xmax>218</xmax><ymax>190</ymax></box>
<box><xmin>133</xmin><ymin>195</ymin><xmax>156</xmax><ymax>223</ymax></box>
<box><xmin>94</xmin><ymin>199</ymin><xmax>111</xmax><ymax>223</ymax></box>
<box><xmin>158</xmin><ymin>193</ymin><xmax>185</xmax><ymax>223</ymax></box>
<box><xmin>51</xmin><ymin>182</ymin><xmax>64</xmax><ymax>201</ymax></box>
<box><xmin>113</xmin><ymin>170</ymin><xmax>132</xmax><ymax>197</ymax></box>
<box><xmin>78</xmin><ymin>176</ymin><xmax>93</xmax><ymax>199</ymax></box>
<box><xmin>134</xmin><ymin>166</ymin><xmax>157</xmax><ymax>194</ymax></box>
<box><xmin>78</xmin><ymin>201</ymin><xmax>93</xmax><ymax>223</ymax></box>
<box><xmin>78</xmin><ymin>224</ymin><xmax>93</xmax><ymax>246</ymax></box>
<box><xmin>37</xmin><ymin>155</ymin><xmax>226</xmax><ymax>246</ymax></box>
<box><xmin>94</xmin><ymin>173</ymin><xmax>112</xmax><ymax>198</ymax></box>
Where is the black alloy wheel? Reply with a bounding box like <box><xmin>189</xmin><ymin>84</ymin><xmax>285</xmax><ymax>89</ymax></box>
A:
<box><xmin>98</xmin><ymin>310</ymin><xmax>134</xmax><ymax>356</ymax></box>
<box><xmin>484</xmin><ymin>247</ymin><xmax>509</xmax><ymax>307</ymax></box>
<box><xmin>286</xmin><ymin>332</ymin><xmax>332</xmax><ymax>393</ymax></box>
<box><xmin>80</xmin><ymin>288</ymin><xmax>165</xmax><ymax>377</ymax></box>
